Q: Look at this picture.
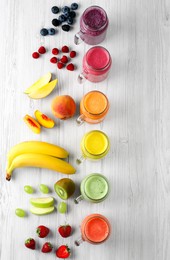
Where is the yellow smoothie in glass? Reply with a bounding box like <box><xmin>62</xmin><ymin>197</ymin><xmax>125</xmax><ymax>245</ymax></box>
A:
<box><xmin>76</xmin><ymin>130</ymin><xmax>110</xmax><ymax>164</ymax></box>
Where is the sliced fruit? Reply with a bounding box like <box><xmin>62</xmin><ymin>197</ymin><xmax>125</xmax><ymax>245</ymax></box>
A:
<box><xmin>23</xmin><ymin>115</ymin><xmax>41</xmax><ymax>134</ymax></box>
<box><xmin>54</xmin><ymin>178</ymin><xmax>75</xmax><ymax>200</ymax></box>
<box><xmin>30</xmin><ymin>197</ymin><xmax>54</xmax><ymax>208</ymax></box>
<box><xmin>24</xmin><ymin>72</ymin><xmax>51</xmax><ymax>94</ymax></box>
<box><xmin>28</xmin><ymin>79</ymin><xmax>57</xmax><ymax>99</ymax></box>
<box><xmin>30</xmin><ymin>206</ymin><xmax>55</xmax><ymax>215</ymax></box>
<box><xmin>34</xmin><ymin>110</ymin><xmax>55</xmax><ymax>128</ymax></box>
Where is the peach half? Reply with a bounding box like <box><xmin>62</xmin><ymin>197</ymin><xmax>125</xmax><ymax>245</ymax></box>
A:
<box><xmin>23</xmin><ymin>114</ymin><xmax>41</xmax><ymax>134</ymax></box>
<box><xmin>51</xmin><ymin>95</ymin><xmax>76</xmax><ymax>120</ymax></box>
<box><xmin>34</xmin><ymin>110</ymin><xmax>55</xmax><ymax>128</ymax></box>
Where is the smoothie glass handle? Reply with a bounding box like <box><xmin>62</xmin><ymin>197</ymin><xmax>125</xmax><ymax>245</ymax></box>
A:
<box><xmin>74</xmin><ymin>31</ymin><xmax>84</xmax><ymax>45</ymax></box>
<box><xmin>76</xmin><ymin>114</ymin><xmax>85</xmax><ymax>125</ymax></box>
<box><xmin>78</xmin><ymin>72</ymin><xmax>88</xmax><ymax>84</ymax></box>
<box><xmin>76</xmin><ymin>155</ymin><xmax>86</xmax><ymax>165</ymax></box>
<box><xmin>74</xmin><ymin>237</ymin><xmax>84</xmax><ymax>246</ymax></box>
<box><xmin>74</xmin><ymin>194</ymin><xmax>84</xmax><ymax>204</ymax></box>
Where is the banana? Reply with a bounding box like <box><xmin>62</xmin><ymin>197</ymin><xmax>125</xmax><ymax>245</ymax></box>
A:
<box><xmin>6</xmin><ymin>153</ymin><xmax>76</xmax><ymax>181</ymax></box>
<box><xmin>7</xmin><ymin>141</ymin><xmax>69</xmax><ymax>168</ymax></box>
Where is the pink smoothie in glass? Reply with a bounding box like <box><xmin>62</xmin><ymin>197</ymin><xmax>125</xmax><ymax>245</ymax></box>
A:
<box><xmin>79</xmin><ymin>6</ymin><xmax>109</xmax><ymax>45</ymax></box>
<box><xmin>82</xmin><ymin>46</ymin><xmax>112</xmax><ymax>82</ymax></box>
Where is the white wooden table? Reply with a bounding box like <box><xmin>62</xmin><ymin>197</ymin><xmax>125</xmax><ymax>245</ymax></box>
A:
<box><xmin>1</xmin><ymin>0</ymin><xmax>170</xmax><ymax>259</ymax></box>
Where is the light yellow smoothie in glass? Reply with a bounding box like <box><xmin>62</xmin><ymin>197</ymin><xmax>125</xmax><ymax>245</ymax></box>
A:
<box><xmin>76</xmin><ymin>130</ymin><xmax>110</xmax><ymax>164</ymax></box>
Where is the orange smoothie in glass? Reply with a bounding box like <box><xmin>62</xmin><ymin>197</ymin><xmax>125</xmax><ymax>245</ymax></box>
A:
<box><xmin>75</xmin><ymin>214</ymin><xmax>111</xmax><ymax>246</ymax></box>
<box><xmin>77</xmin><ymin>91</ymin><xmax>109</xmax><ymax>125</ymax></box>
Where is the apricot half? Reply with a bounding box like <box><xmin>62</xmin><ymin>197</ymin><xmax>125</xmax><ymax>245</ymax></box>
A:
<box><xmin>23</xmin><ymin>115</ymin><xmax>41</xmax><ymax>134</ymax></box>
<box><xmin>34</xmin><ymin>110</ymin><xmax>55</xmax><ymax>128</ymax></box>
<box><xmin>51</xmin><ymin>95</ymin><xmax>76</xmax><ymax>120</ymax></box>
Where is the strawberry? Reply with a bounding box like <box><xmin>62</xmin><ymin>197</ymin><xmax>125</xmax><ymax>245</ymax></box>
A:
<box><xmin>41</xmin><ymin>242</ymin><xmax>53</xmax><ymax>253</ymax></box>
<box><xmin>70</xmin><ymin>51</ymin><xmax>76</xmax><ymax>58</ymax></box>
<box><xmin>57</xmin><ymin>62</ymin><xmax>64</xmax><ymax>69</ymax></box>
<box><xmin>60</xmin><ymin>55</ymin><xmax>68</xmax><ymax>64</ymax></box>
<box><xmin>61</xmin><ymin>45</ymin><xmax>69</xmax><ymax>53</ymax></box>
<box><xmin>25</xmin><ymin>238</ymin><xmax>36</xmax><ymax>250</ymax></box>
<box><xmin>58</xmin><ymin>225</ymin><xmax>72</xmax><ymax>238</ymax></box>
<box><xmin>32</xmin><ymin>52</ymin><xmax>40</xmax><ymax>59</ymax></box>
<box><xmin>38</xmin><ymin>46</ymin><xmax>46</xmax><ymax>54</ymax></box>
<box><xmin>50</xmin><ymin>57</ymin><xmax>58</xmax><ymax>64</ymax></box>
<box><xmin>66</xmin><ymin>63</ymin><xmax>75</xmax><ymax>71</ymax></box>
<box><xmin>56</xmin><ymin>245</ymin><xmax>71</xmax><ymax>258</ymax></box>
<box><xmin>36</xmin><ymin>225</ymin><xmax>49</xmax><ymax>238</ymax></box>
<box><xmin>52</xmin><ymin>48</ymin><xmax>59</xmax><ymax>55</ymax></box>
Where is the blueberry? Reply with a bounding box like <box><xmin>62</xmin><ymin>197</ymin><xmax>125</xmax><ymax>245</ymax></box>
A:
<box><xmin>59</xmin><ymin>14</ymin><xmax>67</xmax><ymax>23</ymax></box>
<box><xmin>64</xmin><ymin>12</ymin><xmax>71</xmax><ymax>18</ymax></box>
<box><xmin>52</xmin><ymin>18</ymin><xmax>61</xmax><ymax>27</ymax></box>
<box><xmin>40</xmin><ymin>28</ymin><xmax>48</xmax><ymax>36</ymax></box>
<box><xmin>51</xmin><ymin>6</ymin><xmax>60</xmax><ymax>14</ymax></box>
<box><xmin>62</xmin><ymin>6</ymin><xmax>70</xmax><ymax>13</ymax></box>
<box><xmin>67</xmin><ymin>17</ymin><xmax>74</xmax><ymax>25</ymax></box>
<box><xmin>69</xmin><ymin>11</ymin><xmax>76</xmax><ymax>18</ymax></box>
<box><xmin>71</xmin><ymin>3</ymin><xmax>78</xmax><ymax>10</ymax></box>
<box><xmin>48</xmin><ymin>28</ymin><xmax>56</xmax><ymax>35</ymax></box>
<box><xmin>62</xmin><ymin>24</ymin><xmax>71</xmax><ymax>32</ymax></box>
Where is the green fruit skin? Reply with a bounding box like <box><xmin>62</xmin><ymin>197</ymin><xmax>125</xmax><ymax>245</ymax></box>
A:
<box><xmin>30</xmin><ymin>206</ymin><xmax>55</xmax><ymax>215</ymax></box>
<box><xmin>39</xmin><ymin>184</ymin><xmax>49</xmax><ymax>194</ymax></box>
<box><xmin>24</xmin><ymin>185</ymin><xmax>34</xmax><ymax>194</ymax></box>
<box><xmin>57</xmin><ymin>202</ymin><xmax>67</xmax><ymax>214</ymax></box>
<box><xmin>54</xmin><ymin>178</ymin><xmax>75</xmax><ymax>200</ymax></box>
<box><xmin>15</xmin><ymin>208</ymin><xmax>26</xmax><ymax>217</ymax></box>
<box><xmin>30</xmin><ymin>197</ymin><xmax>54</xmax><ymax>208</ymax></box>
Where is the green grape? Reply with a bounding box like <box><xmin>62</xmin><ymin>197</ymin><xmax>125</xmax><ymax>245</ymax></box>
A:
<box><xmin>24</xmin><ymin>185</ymin><xmax>34</xmax><ymax>194</ymax></box>
<box><xmin>15</xmin><ymin>208</ymin><xmax>26</xmax><ymax>217</ymax></box>
<box><xmin>39</xmin><ymin>184</ymin><xmax>49</xmax><ymax>194</ymax></box>
<box><xmin>57</xmin><ymin>202</ymin><xmax>67</xmax><ymax>214</ymax></box>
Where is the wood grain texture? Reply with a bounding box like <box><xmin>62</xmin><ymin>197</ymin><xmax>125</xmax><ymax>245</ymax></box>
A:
<box><xmin>0</xmin><ymin>0</ymin><xmax>170</xmax><ymax>259</ymax></box>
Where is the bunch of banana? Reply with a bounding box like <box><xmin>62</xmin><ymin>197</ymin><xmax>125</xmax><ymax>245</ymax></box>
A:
<box><xmin>6</xmin><ymin>141</ymin><xmax>76</xmax><ymax>181</ymax></box>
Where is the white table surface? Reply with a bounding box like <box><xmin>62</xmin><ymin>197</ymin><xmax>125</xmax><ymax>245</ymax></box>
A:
<box><xmin>1</xmin><ymin>0</ymin><xmax>170</xmax><ymax>259</ymax></box>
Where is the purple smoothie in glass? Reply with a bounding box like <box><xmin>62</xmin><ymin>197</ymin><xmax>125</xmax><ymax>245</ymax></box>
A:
<box><xmin>75</xmin><ymin>6</ymin><xmax>109</xmax><ymax>45</ymax></box>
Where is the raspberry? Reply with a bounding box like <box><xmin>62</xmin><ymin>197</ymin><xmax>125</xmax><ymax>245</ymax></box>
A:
<box><xmin>60</xmin><ymin>55</ymin><xmax>68</xmax><ymax>64</ymax></box>
<box><xmin>61</xmin><ymin>45</ymin><xmax>69</xmax><ymax>53</ymax></box>
<box><xmin>32</xmin><ymin>52</ymin><xmax>40</xmax><ymax>59</ymax></box>
<box><xmin>70</xmin><ymin>51</ymin><xmax>76</xmax><ymax>58</ymax></box>
<box><xmin>66</xmin><ymin>63</ymin><xmax>75</xmax><ymax>71</ymax></box>
<box><xmin>57</xmin><ymin>62</ymin><xmax>64</xmax><ymax>69</ymax></box>
<box><xmin>52</xmin><ymin>48</ymin><xmax>59</xmax><ymax>55</ymax></box>
<box><xmin>38</xmin><ymin>46</ymin><xmax>46</xmax><ymax>54</ymax></box>
<box><xmin>50</xmin><ymin>57</ymin><xmax>58</xmax><ymax>64</ymax></box>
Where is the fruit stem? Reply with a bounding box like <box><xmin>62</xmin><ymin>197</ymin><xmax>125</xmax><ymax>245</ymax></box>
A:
<box><xmin>6</xmin><ymin>173</ymin><xmax>11</xmax><ymax>181</ymax></box>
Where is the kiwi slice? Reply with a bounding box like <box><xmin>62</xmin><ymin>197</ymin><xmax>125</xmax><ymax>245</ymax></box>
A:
<box><xmin>54</xmin><ymin>178</ymin><xmax>75</xmax><ymax>200</ymax></box>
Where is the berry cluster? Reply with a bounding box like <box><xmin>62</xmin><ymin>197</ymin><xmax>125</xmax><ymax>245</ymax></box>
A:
<box><xmin>32</xmin><ymin>45</ymin><xmax>76</xmax><ymax>71</ymax></box>
<box><xmin>32</xmin><ymin>46</ymin><xmax>46</xmax><ymax>59</ymax></box>
<box><xmin>50</xmin><ymin>46</ymin><xmax>76</xmax><ymax>71</ymax></box>
<box><xmin>40</xmin><ymin>3</ymin><xmax>78</xmax><ymax>35</ymax></box>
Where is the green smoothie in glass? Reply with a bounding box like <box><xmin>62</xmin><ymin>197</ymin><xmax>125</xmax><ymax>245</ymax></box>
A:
<box><xmin>74</xmin><ymin>173</ymin><xmax>109</xmax><ymax>204</ymax></box>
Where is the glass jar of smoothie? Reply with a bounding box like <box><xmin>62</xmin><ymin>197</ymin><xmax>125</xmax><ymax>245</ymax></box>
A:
<box><xmin>75</xmin><ymin>214</ymin><xmax>111</xmax><ymax>246</ymax></box>
<box><xmin>76</xmin><ymin>91</ymin><xmax>109</xmax><ymax>125</ymax></box>
<box><xmin>74</xmin><ymin>6</ymin><xmax>109</xmax><ymax>45</ymax></box>
<box><xmin>76</xmin><ymin>130</ymin><xmax>110</xmax><ymax>164</ymax></box>
<box><xmin>74</xmin><ymin>173</ymin><xmax>109</xmax><ymax>204</ymax></box>
<box><xmin>78</xmin><ymin>46</ymin><xmax>112</xmax><ymax>83</ymax></box>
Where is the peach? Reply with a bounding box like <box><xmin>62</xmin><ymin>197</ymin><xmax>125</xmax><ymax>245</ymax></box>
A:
<box><xmin>51</xmin><ymin>95</ymin><xmax>76</xmax><ymax>120</ymax></box>
<box><xmin>34</xmin><ymin>110</ymin><xmax>55</xmax><ymax>128</ymax></box>
<box><xmin>23</xmin><ymin>115</ymin><xmax>41</xmax><ymax>134</ymax></box>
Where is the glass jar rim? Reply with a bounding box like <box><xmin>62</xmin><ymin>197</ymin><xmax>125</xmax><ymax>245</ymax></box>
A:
<box><xmin>82</xmin><ymin>5</ymin><xmax>108</xmax><ymax>32</ymax></box>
